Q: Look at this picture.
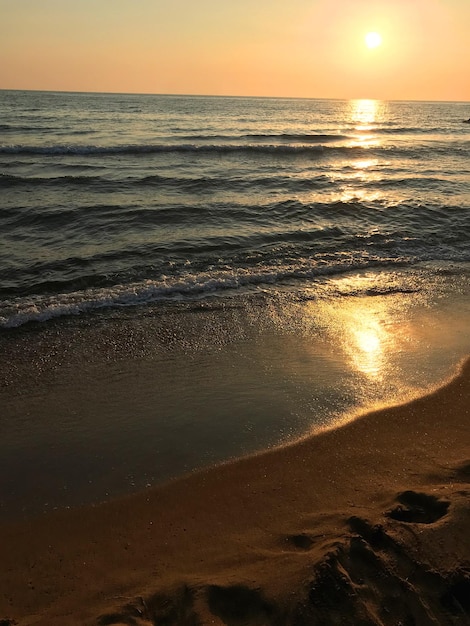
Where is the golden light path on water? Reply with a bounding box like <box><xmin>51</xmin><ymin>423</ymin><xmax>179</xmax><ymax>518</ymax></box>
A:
<box><xmin>344</xmin><ymin>309</ymin><xmax>388</xmax><ymax>379</ymax></box>
<box><xmin>334</xmin><ymin>103</ymin><xmax>418</xmax><ymax>387</ymax></box>
<box><xmin>317</xmin><ymin>297</ymin><xmax>400</xmax><ymax>382</ymax></box>
<box><xmin>350</xmin><ymin>98</ymin><xmax>382</xmax><ymax>131</ymax></box>
<box><xmin>330</xmin><ymin>100</ymin><xmax>386</xmax><ymax>205</ymax></box>
<box><xmin>297</xmin><ymin>272</ymin><xmax>426</xmax><ymax>419</ymax></box>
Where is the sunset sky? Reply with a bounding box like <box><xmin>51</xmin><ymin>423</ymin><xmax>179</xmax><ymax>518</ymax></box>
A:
<box><xmin>1</xmin><ymin>0</ymin><xmax>469</xmax><ymax>101</ymax></box>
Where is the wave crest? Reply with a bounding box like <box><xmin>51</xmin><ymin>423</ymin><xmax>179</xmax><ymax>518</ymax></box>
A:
<box><xmin>0</xmin><ymin>257</ymin><xmax>414</xmax><ymax>329</ymax></box>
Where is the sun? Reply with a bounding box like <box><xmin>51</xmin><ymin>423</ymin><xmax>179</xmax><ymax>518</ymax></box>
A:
<box><xmin>365</xmin><ymin>32</ymin><xmax>382</xmax><ymax>49</ymax></box>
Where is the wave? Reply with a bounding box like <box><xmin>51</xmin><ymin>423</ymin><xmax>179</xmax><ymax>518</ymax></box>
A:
<box><xmin>248</xmin><ymin>132</ymin><xmax>348</xmax><ymax>141</ymax></box>
<box><xmin>0</xmin><ymin>123</ymin><xmax>93</xmax><ymax>134</ymax></box>
<box><xmin>2</xmin><ymin>192</ymin><xmax>468</xmax><ymax>246</ymax></box>
<box><xmin>0</xmin><ymin>142</ymin><xmax>373</xmax><ymax>157</ymax></box>
<box><xmin>0</xmin><ymin>173</ymin><xmax>109</xmax><ymax>188</ymax></box>
<box><xmin>2</xmin><ymin>141</ymin><xmax>447</xmax><ymax>161</ymax></box>
<box><xmin>0</xmin><ymin>257</ymin><xmax>413</xmax><ymax>329</ymax></box>
<box><xmin>178</xmin><ymin>128</ymin><xmax>454</xmax><ymax>141</ymax></box>
<box><xmin>360</xmin><ymin>126</ymin><xmax>447</xmax><ymax>135</ymax></box>
<box><xmin>0</xmin><ymin>126</ymin><xmax>448</xmax><ymax>141</ymax></box>
<box><xmin>0</xmin><ymin>171</ymin><xmax>334</xmax><ymax>193</ymax></box>
<box><xmin>2</xmin><ymin>169</ymin><xmax>466</xmax><ymax>196</ymax></box>
<box><xmin>179</xmin><ymin>132</ymin><xmax>350</xmax><ymax>142</ymax></box>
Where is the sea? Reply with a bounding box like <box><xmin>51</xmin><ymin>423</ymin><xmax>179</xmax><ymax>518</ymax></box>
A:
<box><xmin>1</xmin><ymin>90</ymin><xmax>470</xmax><ymax>519</ymax></box>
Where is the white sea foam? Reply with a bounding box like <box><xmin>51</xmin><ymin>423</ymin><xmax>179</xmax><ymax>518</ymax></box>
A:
<box><xmin>0</xmin><ymin>257</ymin><xmax>419</xmax><ymax>328</ymax></box>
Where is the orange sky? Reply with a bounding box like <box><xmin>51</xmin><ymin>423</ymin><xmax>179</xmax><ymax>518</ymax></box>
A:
<box><xmin>1</xmin><ymin>0</ymin><xmax>469</xmax><ymax>101</ymax></box>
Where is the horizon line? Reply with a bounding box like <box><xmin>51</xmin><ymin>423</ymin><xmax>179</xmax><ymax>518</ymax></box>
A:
<box><xmin>1</xmin><ymin>87</ymin><xmax>469</xmax><ymax>105</ymax></box>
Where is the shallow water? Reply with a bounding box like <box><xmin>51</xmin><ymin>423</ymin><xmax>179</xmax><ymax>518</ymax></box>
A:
<box><xmin>1</xmin><ymin>269</ymin><xmax>469</xmax><ymax>520</ymax></box>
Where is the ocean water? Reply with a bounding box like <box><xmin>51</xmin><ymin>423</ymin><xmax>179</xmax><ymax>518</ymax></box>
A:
<box><xmin>1</xmin><ymin>91</ymin><xmax>470</xmax><ymax>518</ymax></box>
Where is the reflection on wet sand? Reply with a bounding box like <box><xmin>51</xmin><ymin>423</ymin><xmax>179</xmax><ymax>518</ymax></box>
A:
<box><xmin>349</xmin><ymin>315</ymin><xmax>386</xmax><ymax>378</ymax></box>
<box><xmin>301</xmin><ymin>275</ymin><xmax>423</xmax><ymax>408</ymax></box>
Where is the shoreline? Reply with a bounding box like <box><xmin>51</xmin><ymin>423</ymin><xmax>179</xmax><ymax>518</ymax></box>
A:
<box><xmin>2</xmin><ymin>280</ymin><xmax>470</xmax><ymax>522</ymax></box>
<box><xmin>1</xmin><ymin>357</ymin><xmax>469</xmax><ymax>625</ymax></box>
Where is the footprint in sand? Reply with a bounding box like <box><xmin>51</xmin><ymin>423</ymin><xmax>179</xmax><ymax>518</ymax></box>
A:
<box><xmin>386</xmin><ymin>490</ymin><xmax>449</xmax><ymax>524</ymax></box>
<box><xmin>282</xmin><ymin>533</ymin><xmax>316</xmax><ymax>551</ymax></box>
<box><xmin>207</xmin><ymin>584</ymin><xmax>272</xmax><ymax>625</ymax></box>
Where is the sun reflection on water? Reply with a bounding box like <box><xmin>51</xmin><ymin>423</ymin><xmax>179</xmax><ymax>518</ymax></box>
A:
<box><xmin>348</xmin><ymin>99</ymin><xmax>387</xmax><ymax>149</ymax></box>
<box><xmin>311</xmin><ymin>274</ymin><xmax>413</xmax><ymax>384</ymax></box>
<box><xmin>352</xmin><ymin>158</ymin><xmax>378</xmax><ymax>170</ymax></box>
<box><xmin>348</xmin><ymin>314</ymin><xmax>388</xmax><ymax>378</ymax></box>
<box><xmin>350</xmin><ymin>98</ymin><xmax>379</xmax><ymax>130</ymax></box>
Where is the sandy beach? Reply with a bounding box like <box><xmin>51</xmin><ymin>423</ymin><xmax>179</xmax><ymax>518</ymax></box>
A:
<box><xmin>0</xmin><ymin>356</ymin><xmax>468</xmax><ymax>625</ymax></box>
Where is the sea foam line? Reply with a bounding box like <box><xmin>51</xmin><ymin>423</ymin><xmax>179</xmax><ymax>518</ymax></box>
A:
<box><xmin>0</xmin><ymin>258</ymin><xmax>412</xmax><ymax>329</ymax></box>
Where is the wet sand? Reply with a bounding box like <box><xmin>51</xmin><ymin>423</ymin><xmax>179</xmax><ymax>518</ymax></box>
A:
<box><xmin>2</xmin><ymin>289</ymin><xmax>470</xmax><ymax>522</ymax></box>
<box><xmin>0</xmin><ymin>357</ymin><xmax>469</xmax><ymax>625</ymax></box>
